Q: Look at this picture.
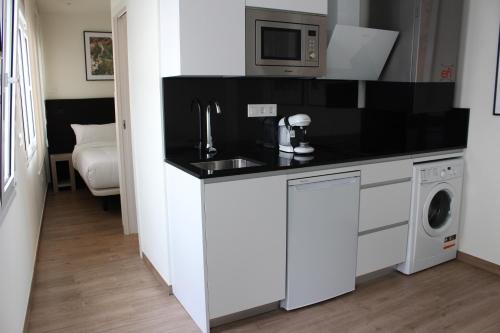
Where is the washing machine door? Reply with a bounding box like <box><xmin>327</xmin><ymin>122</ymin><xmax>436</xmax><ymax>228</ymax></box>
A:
<box><xmin>422</xmin><ymin>183</ymin><xmax>455</xmax><ymax>237</ymax></box>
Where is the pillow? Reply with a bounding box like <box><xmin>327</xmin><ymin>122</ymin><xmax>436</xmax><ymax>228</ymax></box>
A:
<box><xmin>71</xmin><ymin>123</ymin><xmax>116</xmax><ymax>145</ymax></box>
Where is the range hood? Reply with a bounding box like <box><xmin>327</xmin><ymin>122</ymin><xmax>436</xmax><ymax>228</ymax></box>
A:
<box><xmin>325</xmin><ymin>25</ymin><xmax>399</xmax><ymax>80</ymax></box>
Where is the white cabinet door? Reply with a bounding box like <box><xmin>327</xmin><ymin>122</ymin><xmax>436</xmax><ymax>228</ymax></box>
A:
<box><xmin>246</xmin><ymin>0</ymin><xmax>328</xmax><ymax>15</ymax></box>
<box><xmin>161</xmin><ymin>0</ymin><xmax>246</xmax><ymax>76</ymax></box>
<box><xmin>359</xmin><ymin>181</ymin><xmax>411</xmax><ymax>232</ymax></box>
<box><xmin>204</xmin><ymin>175</ymin><xmax>287</xmax><ymax>319</ymax></box>
<box><xmin>360</xmin><ymin>159</ymin><xmax>412</xmax><ymax>186</ymax></box>
<box><xmin>357</xmin><ymin>224</ymin><xmax>409</xmax><ymax>277</ymax></box>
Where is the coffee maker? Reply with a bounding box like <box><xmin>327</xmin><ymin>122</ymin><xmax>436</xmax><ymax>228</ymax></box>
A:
<box><xmin>278</xmin><ymin>114</ymin><xmax>314</xmax><ymax>154</ymax></box>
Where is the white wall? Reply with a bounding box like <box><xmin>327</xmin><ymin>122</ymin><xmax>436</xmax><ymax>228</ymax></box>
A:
<box><xmin>111</xmin><ymin>0</ymin><xmax>171</xmax><ymax>283</ymax></box>
<box><xmin>40</xmin><ymin>11</ymin><xmax>114</xmax><ymax>99</ymax></box>
<box><xmin>0</xmin><ymin>134</ymin><xmax>48</xmax><ymax>333</ymax></box>
<box><xmin>0</xmin><ymin>1</ymin><xmax>49</xmax><ymax>331</ymax></box>
<box><xmin>0</xmin><ymin>46</ymin><xmax>48</xmax><ymax>333</ymax></box>
<box><xmin>455</xmin><ymin>0</ymin><xmax>500</xmax><ymax>265</ymax></box>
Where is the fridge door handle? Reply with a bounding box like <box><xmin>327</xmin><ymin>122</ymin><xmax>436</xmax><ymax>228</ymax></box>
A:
<box><xmin>291</xmin><ymin>177</ymin><xmax>359</xmax><ymax>192</ymax></box>
<box><xmin>288</xmin><ymin>171</ymin><xmax>361</xmax><ymax>186</ymax></box>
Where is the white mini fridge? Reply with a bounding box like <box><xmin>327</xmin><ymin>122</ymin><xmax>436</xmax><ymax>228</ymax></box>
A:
<box><xmin>282</xmin><ymin>172</ymin><xmax>360</xmax><ymax>310</ymax></box>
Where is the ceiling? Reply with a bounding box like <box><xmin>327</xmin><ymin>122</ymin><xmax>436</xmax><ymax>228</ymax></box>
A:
<box><xmin>36</xmin><ymin>0</ymin><xmax>111</xmax><ymax>14</ymax></box>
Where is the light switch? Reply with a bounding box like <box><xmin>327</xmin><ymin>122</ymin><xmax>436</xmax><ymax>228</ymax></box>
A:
<box><xmin>247</xmin><ymin>104</ymin><xmax>277</xmax><ymax>118</ymax></box>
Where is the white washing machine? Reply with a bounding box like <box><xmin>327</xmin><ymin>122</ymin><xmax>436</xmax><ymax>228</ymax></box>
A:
<box><xmin>397</xmin><ymin>158</ymin><xmax>464</xmax><ymax>275</ymax></box>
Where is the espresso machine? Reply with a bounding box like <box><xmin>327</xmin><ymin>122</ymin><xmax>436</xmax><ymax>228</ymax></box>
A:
<box><xmin>278</xmin><ymin>114</ymin><xmax>314</xmax><ymax>154</ymax></box>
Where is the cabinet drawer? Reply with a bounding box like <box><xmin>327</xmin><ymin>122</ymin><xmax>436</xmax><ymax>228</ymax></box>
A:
<box><xmin>359</xmin><ymin>181</ymin><xmax>411</xmax><ymax>233</ymax></box>
<box><xmin>356</xmin><ymin>224</ymin><xmax>408</xmax><ymax>277</ymax></box>
<box><xmin>360</xmin><ymin>159</ymin><xmax>412</xmax><ymax>186</ymax></box>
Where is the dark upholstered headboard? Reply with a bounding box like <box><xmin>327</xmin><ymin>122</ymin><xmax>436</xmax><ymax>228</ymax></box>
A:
<box><xmin>45</xmin><ymin>98</ymin><xmax>115</xmax><ymax>154</ymax></box>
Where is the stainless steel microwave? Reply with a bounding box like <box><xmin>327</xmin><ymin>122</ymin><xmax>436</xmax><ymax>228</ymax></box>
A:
<box><xmin>246</xmin><ymin>7</ymin><xmax>327</xmax><ymax>77</ymax></box>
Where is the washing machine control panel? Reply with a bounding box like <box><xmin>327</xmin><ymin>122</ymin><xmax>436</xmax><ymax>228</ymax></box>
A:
<box><xmin>420</xmin><ymin>165</ymin><xmax>462</xmax><ymax>183</ymax></box>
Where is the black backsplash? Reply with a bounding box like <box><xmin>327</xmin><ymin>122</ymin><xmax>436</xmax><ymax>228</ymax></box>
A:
<box><xmin>163</xmin><ymin>78</ymin><xmax>359</xmax><ymax>150</ymax></box>
<box><xmin>365</xmin><ymin>81</ymin><xmax>456</xmax><ymax>113</ymax></box>
<box><xmin>163</xmin><ymin>77</ymin><xmax>469</xmax><ymax>155</ymax></box>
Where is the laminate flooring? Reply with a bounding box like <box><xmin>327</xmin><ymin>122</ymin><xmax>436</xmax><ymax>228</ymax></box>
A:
<box><xmin>27</xmin><ymin>190</ymin><xmax>500</xmax><ymax>333</ymax></box>
<box><xmin>27</xmin><ymin>190</ymin><xmax>199</xmax><ymax>333</ymax></box>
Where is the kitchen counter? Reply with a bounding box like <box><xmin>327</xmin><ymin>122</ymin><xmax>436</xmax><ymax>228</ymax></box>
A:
<box><xmin>165</xmin><ymin>142</ymin><xmax>462</xmax><ymax>331</ymax></box>
<box><xmin>164</xmin><ymin>141</ymin><xmax>466</xmax><ymax>179</ymax></box>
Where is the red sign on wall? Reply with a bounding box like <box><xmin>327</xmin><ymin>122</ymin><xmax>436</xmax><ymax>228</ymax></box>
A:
<box><xmin>440</xmin><ymin>65</ymin><xmax>455</xmax><ymax>81</ymax></box>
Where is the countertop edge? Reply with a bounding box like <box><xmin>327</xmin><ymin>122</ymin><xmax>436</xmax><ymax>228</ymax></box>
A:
<box><xmin>165</xmin><ymin>149</ymin><xmax>465</xmax><ymax>183</ymax></box>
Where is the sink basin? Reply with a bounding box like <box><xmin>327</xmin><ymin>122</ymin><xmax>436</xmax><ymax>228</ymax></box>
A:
<box><xmin>191</xmin><ymin>157</ymin><xmax>265</xmax><ymax>171</ymax></box>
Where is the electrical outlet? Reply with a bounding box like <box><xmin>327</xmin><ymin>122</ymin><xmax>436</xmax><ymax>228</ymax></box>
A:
<box><xmin>247</xmin><ymin>104</ymin><xmax>277</xmax><ymax>118</ymax></box>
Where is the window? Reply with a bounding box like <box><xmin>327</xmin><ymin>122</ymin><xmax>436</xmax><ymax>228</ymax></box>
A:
<box><xmin>18</xmin><ymin>13</ymin><xmax>35</xmax><ymax>160</ymax></box>
<box><xmin>0</xmin><ymin>0</ymin><xmax>18</xmax><ymax>208</ymax></box>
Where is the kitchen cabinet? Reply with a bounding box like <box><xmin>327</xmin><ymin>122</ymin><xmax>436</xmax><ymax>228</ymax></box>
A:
<box><xmin>166</xmin><ymin>164</ymin><xmax>286</xmax><ymax>332</ymax></box>
<box><xmin>166</xmin><ymin>154</ymin><xmax>450</xmax><ymax>329</ymax></box>
<box><xmin>357</xmin><ymin>224</ymin><xmax>409</xmax><ymax>276</ymax></box>
<box><xmin>204</xmin><ymin>176</ymin><xmax>287</xmax><ymax>319</ymax></box>
<box><xmin>160</xmin><ymin>0</ymin><xmax>246</xmax><ymax>76</ymax></box>
<box><xmin>159</xmin><ymin>0</ymin><xmax>328</xmax><ymax>77</ymax></box>
<box><xmin>356</xmin><ymin>159</ymin><xmax>413</xmax><ymax>276</ymax></box>
<box><xmin>359</xmin><ymin>181</ymin><xmax>412</xmax><ymax>232</ymax></box>
<box><xmin>359</xmin><ymin>159</ymin><xmax>413</xmax><ymax>186</ymax></box>
<box><xmin>246</xmin><ymin>0</ymin><xmax>328</xmax><ymax>15</ymax></box>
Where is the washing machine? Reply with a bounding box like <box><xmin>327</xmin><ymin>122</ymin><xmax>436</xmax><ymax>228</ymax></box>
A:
<box><xmin>397</xmin><ymin>158</ymin><xmax>464</xmax><ymax>275</ymax></box>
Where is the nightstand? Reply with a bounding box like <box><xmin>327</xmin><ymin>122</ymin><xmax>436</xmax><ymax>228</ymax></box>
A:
<box><xmin>50</xmin><ymin>153</ymin><xmax>76</xmax><ymax>193</ymax></box>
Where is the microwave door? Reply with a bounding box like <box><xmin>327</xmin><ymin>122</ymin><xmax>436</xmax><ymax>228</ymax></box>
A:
<box><xmin>255</xmin><ymin>21</ymin><xmax>305</xmax><ymax>67</ymax></box>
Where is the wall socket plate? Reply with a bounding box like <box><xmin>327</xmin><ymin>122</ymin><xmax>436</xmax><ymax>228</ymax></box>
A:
<box><xmin>247</xmin><ymin>104</ymin><xmax>277</xmax><ymax>118</ymax></box>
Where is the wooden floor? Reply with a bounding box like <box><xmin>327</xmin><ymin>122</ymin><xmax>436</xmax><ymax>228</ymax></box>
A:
<box><xmin>27</xmin><ymin>190</ymin><xmax>199</xmax><ymax>333</ymax></box>
<box><xmin>28</xmin><ymin>190</ymin><xmax>500</xmax><ymax>333</ymax></box>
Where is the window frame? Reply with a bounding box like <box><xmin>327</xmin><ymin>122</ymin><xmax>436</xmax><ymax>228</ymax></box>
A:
<box><xmin>0</xmin><ymin>0</ymin><xmax>18</xmax><ymax>214</ymax></box>
<box><xmin>18</xmin><ymin>12</ymin><xmax>35</xmax><ymax>161</ymax></box>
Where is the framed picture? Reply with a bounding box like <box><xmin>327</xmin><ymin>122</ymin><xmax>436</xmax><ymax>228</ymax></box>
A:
<box><xmin>84</xmin><ymin>31</ymin><xmax>114</xmax><ymax>81</ymax></box>
<box><xmin>494</xmin><ymin>25</ymin><xmax>500</xmax><ymax>115</ymax></box>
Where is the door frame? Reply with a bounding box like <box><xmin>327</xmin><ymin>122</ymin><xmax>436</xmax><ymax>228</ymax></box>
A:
<box><xmin>112</xmin><ymin>8</ymin><xmax>138</xmax><ymax>236</ymax></box>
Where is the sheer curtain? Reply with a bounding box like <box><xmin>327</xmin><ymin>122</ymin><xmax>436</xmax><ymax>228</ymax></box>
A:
<box><xmin>21</xmin><ymin>0</ymin><xmax>48</xmax><ymax>173</ymax></box>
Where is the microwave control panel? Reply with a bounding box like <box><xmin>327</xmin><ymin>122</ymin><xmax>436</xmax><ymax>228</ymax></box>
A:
<box><xmin>305</xmin><ymin>25</ymin><xmax>320</xmax><ymax>64</ymax></box>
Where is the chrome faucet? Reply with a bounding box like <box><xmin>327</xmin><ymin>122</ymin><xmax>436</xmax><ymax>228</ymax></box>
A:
<box><xmin>205</xmin><ymin>101</ymin><xmax>222</xmax><ymax>155</ymax></box>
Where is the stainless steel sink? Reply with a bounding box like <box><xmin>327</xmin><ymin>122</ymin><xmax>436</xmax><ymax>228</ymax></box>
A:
<box><xmin>191</xmin><ymin>157</ymin><xmax>265</xmax><ymax>171</ymax></box>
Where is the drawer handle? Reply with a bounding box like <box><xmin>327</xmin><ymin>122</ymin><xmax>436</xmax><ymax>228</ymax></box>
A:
<box><xmin>361</xmin><ymin>177</ymin><xmax>412</xmax><ymax>189</ymax></box>
<box><xmin>358</xmin><ymin>221</ymin><xmax>408</xmax><ymax>236</ymax></box>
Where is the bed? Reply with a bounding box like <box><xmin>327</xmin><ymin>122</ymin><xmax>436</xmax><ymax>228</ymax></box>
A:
<box><xmin>45</xmin><ymin>98</ymin><xmax>120</xmax><ymax>198</ymax></box>
<box><xmin>70</xmin><ymin>123</ymin><xmax>120</xmax><ymax>196</ymax></box>
<box><xmin>72</xmin><ymin>141</ymin><xmax>120</xmax><ymax>196</ymax></box>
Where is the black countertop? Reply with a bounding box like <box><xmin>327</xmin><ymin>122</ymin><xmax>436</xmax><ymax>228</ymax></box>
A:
<box><xmin>164</xmin><ymin>141</ymin><xmax>466</xmax><ymax>179</ymax></box>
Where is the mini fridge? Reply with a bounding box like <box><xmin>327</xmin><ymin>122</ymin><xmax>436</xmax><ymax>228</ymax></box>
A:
<box><xmin>282</xmin><ymin>171</ymin><xmax>360</xmax><ymax>310</ymax></box>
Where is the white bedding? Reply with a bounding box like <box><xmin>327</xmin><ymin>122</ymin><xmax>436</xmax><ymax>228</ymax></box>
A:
<box><xmin>72</xmin><ymin>141</ymin><xmax>120</xmax><ymax>190</ymax></box>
